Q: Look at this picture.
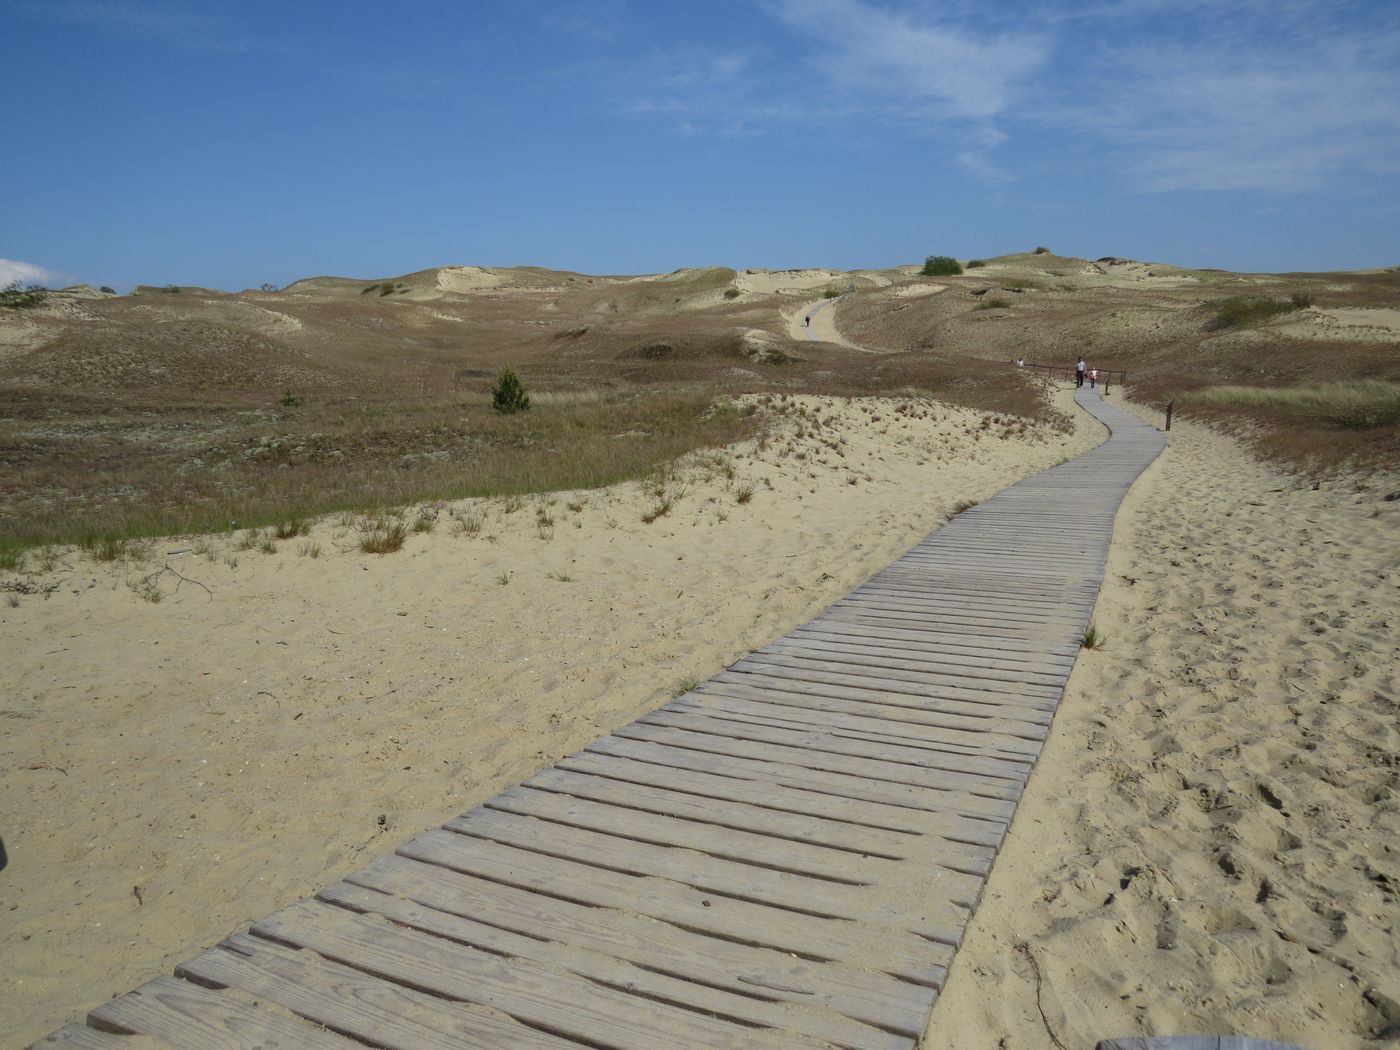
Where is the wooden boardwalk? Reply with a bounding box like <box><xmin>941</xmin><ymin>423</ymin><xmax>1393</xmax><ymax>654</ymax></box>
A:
<box><xmin>38</xmin><ymin>389</ymin><xmax>1165</xmax><ymax>1050</ymax></box>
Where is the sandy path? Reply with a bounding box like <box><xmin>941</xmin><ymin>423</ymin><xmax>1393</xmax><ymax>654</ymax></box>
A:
<box><xmin>1</xmin><ymin>390</ymin><xmax>1100</xmax><ymax>1048</ymax></box>
<box><xmin>787</xmin><ymin>296</ymin><xmax>869</xmax><ymax>350</ymax></box>
<box><xmin>928</xmin><ymin>405</ymin><xmax>1400</xmax><ymax>1050</ymax></box>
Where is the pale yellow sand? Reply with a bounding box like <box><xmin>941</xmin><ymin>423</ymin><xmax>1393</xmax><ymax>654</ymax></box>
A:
<box><xmin>0</xmin><ymin>390</ymin><xmax>1096</xmax><ymax>1048</ymax></box>
<box><xmin>930</xmin><ymin>405</ymin><xmax>1400</xmax><ymax>1050</ymax></box>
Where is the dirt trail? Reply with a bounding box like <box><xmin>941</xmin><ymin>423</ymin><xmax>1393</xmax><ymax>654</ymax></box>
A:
<box><xmin>786</xmin><ymin>297</ymin><xmax>870</xmax><ymax>351</ymax></box>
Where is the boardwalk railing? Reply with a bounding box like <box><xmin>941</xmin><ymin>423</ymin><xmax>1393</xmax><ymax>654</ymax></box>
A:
<box><xmin>1015</xmin><ymin>360</ymin><xmax>1125</xmax><ymax>394</ymax></box>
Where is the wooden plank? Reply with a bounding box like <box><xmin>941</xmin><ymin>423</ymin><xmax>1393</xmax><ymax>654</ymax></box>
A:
<box><xmin>791</xmin><ymin>621</ymin><xmax>1079</xmax><ymax>660</ymax></box>
<box><xmin>738</xmin><ymin>650</ymin><xmax>1064</xmax><ymax>706</ymax></box>
<box><xmin>768</xmin><ymin>635</ymin><xmax>1074</xmax><ymax>679</ymax></box>
<box><xmin>665</xmin><ymin>696</ymin><xmax>1033</xmax><ymax>784</ymax></box>
<box><xmin>30</xmin><ymin>1026</ymin><xmax>173</xmax><ymax>1049</ymax></box>
<box><xmin>691</xmin><ymin>679</ymin><xmax>1043</xmax><ymax>760</ymax></box>
<box><xmin>711</xmin><ymin>670</ymin><xmax>1050</xmax><ymax>742</ymax></box>
<box><xmin>87</xmin><ymin>975</ymin><xmax>362</xmax><ymax>1050</ymax></box>
<box><xmin>317</xmin><ymin>876</ymin><xmax>919</xmax><ymax>1050</ymax></box>
<box><xmin>613</xmin><ymin>722</ymin><xmax>1022</xmax><ymax>813</ymax></box>
<box><xmin>525</xmin><ymin>764</ymin><xmax>925</xmax><ymax>859</ymax></box>
<box><xmin>344</xmin><ymin>852</ymin><xmax>937</xmax><ymax>1039</ymax></box>
<box><xmin>445</xmin><ymin>806</ymin><xmax>978</xmax><ymax>935</ymax></box>
<box><xmin>486</xmin><ymin>782</ymin><xmax>989</xmax><ymax>896</ymax></box>
<box><xmin>646</xmin><ymin>706</ymin><xmax>1030</xmax><ymax>787</ymax></box>
<box><xmin>177</xmin><ymin>934</ymin><xmax>582</xmax><ymax>1050</ymax></box>
<box><xmin>560</xmin><ymin>745</ymin><xmax>1005</xmax><ymax>851</ymax></box>
<box><xmin>399</xmin><ymin>828</ymin><xmax>955</xmax><ymax>984</ymax></box>
<box><xmin>254</xmin><ymin>899</ymin><xmax>830</xmax><ymax>1050</ymax></box>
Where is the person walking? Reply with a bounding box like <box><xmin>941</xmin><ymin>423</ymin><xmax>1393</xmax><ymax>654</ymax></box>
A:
<box><xmin>1089</xmin><ymin>367</ymin><xmax>1099</xmax><ymax>389</ymax></box>
<box><xmin>1075</xmin><ymin>357</ymin><xmax>1086</xmax><ymax>388</ymax></box>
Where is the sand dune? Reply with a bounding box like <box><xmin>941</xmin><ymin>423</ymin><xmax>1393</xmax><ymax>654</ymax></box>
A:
<box><xmin>0</xmin><ymin>389</ymin><xmax>1098</xmax><ymax>1048</ymax></box>
<box><xmin>931</xmin><ymin>405</ymin><xmax>1400</xmax><ymax>1050</ymax></box>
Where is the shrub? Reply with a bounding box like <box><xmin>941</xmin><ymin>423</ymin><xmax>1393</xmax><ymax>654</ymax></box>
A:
<box><xmin>966</xmin><ymin>260</ymin><xmax>986</xmax><ymax>269</ymax></box>
<box><xmin>162</xmin><ymin>284</ymin><xmax>180</xmax><ymax>293</ymax></box>
<box><xmin>99</xmin><ymin>285</ymin><xmax>116</xmax><ymax>295</ymax></box>
<box><xmin>0</xmin><ymin>281</ymin><xmax>48</xmax><ymax>309</ymax></box>
<box><xmin>280</xmin><ymin>389</ymin><xmax>301</xmax><ymax>407</ymax></box>
<box><xmin>922</xmin><ymin>256</ymin><xmax>963</xmax><ymax>276</ymax></box>
<box><xmin>1033</xmin><ymin>246</ymin><xmax>1051</xmax><ymax>254</ymax></box>
<box><xmin>491</xmin><ymin>369</ymin><xmax>531</xmax><ymax>414</ymax></box>
<box><xmin>722</xmin><ymin>288</ymin><xmax>741</xmax><ymax>300</ymax></box>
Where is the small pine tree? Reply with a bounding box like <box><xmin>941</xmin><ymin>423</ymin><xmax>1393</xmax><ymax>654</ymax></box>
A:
<box><xmin>491</xmin><ymin>369</ymin><xmax>530</xmax><ymax>414</ymax></box>
<box><xmin>922</xmin><ymin>255</ymin><xmax>963</xmax><ymax>276</ymax></box>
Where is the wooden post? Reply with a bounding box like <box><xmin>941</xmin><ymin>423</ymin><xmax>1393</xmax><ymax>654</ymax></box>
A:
<box><xmin>1165</xmin><ymin>399</ymin><xmax>1175</xmax><ymax>431</ymax></box>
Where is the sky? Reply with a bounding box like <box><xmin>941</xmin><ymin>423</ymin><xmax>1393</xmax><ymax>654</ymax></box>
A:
<box><xmin>4</xmin><ymin>0</ymin><xmax>1399</xmax><ymax>291</ymax></box>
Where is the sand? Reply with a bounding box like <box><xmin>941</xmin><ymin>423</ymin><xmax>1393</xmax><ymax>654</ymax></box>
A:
<box><xmin>1</xmin><ymin>389</ymin><xmax>1098</xmax><ymax>1048</ymax></box>
<box><xmin>930</xmin><ymin>404</ymin><xmax>1400</xmax><ymax>1049</ymax></box>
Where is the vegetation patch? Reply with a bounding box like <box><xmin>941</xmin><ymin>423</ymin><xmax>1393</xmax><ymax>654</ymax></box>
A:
<box><xmin>1187</xmin><ymin>380</ymin><xmax>1400</xmax><ymax>431</ymax></box>
<box><xmin>0</xmin><ymin>282</ymin><xmax>48</xmax><ymax>309</ymax></box>
<box><xmin>922</xmin><ymin>256</ymin><xmax>963</xmax><ymax>276</ymax></box>
<box><xmin>1208</xmin><ymin>294</ymin><xmax>1312</xmax><ymax>330</ymax></box>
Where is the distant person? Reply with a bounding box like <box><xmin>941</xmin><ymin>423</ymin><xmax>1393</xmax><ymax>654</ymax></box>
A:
<box><xmin>1015</xmin><ymin>357</ymin><xmax>1025</xmax><ymax>367</ymax></box>
<box><xmin>1075</xmin><ymin>357</ymin><xmax>1086</xmax><ymax>387</ymax></box>
<box><xmin>1089</xmin><ymin>367</ymin><xmax>1099</xmax><ymax>389</ymax></box>
<box><xmin>803</xmin><ymin>315</ymin><xmax>810</xmax><ymax>328</ymax></box>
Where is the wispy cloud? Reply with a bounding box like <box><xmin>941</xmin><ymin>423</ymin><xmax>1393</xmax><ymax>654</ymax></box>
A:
<box><xmin>767</xmin><ymin>0</ymin><xmax>1048</xmax><ymax>121</ymax></box>
<box><xmin>1060</xmin><ymin>15</ymin><xmax>1400</xmax><ymax>191</ymax></box>
<box><xmin>31</xmin><ymin>0</ymin><xmax>281</xmax><ymax>54</ymax></box>
<box><xmin>0</xmin><ymin>259</ymin><xmax>76</xmax><ymax>288</ymax></box>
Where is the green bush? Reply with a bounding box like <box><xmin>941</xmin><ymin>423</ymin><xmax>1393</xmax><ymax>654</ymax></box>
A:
<box><xmin>723</xmin><ymin>288</ymin><xmax>741</xmax><ymax>300</ymax></box>
<box><xmin>1033</xmin><ymin>246</ymin><xmax>1051</xmax><ymax>254</ymax></box>
<box><xmin>966</xmin><ymin>260</ymin><xmax>986</xmax><ymax>269</ymax></box>
<box><xmin>922</xmin><ymin>256</ymin><xmax>963</xmax><ymax>276</ymax></box>
<box><xmin>99</xmin><ymin>285</ymin><xmax>116</xmax><ymax>295</ymax></box>
<box><xmin>0</xmin><ymin>281</ymin><xmax>48</xmax><ymax>309</ymax></box>
<box><xmin>491</xmin><ymin>369</ymin><xmax>530</xmax><ymax>414</ymax></box>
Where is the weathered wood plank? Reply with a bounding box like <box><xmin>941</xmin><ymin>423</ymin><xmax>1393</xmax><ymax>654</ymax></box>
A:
<box><xmin>87</xmin><ymin>975</ymin><xmax>362</xmax><ymax>1050</ymax></box>
<box><xmin>30</xmin><ymin>1026</ymin><xmax>174</xmax><ymax>1050</ymax></box>
<box><xmin>736</xmin><ymin>651</ymin><xmax>1063</xmax><ymax>706</ymax></box>
<box><xmin>646</xmin><ymin>705</ymin><xmax>1031</xmax><ymax>787</ymax></box>
<box><xmin>398</xmin><ymin>829</ymin><xmax>955</xmax><ymax>984</ymax></box>
<box><xmin>525</xmin><ymin>764</ymin><xmax>925</xmax><ymax>859</ymax></box>
<box><xmin>561</xmin><ymin>745</ymin><xmax>1005</xmax><ymax>851</ymax></box>
<box><xmin>486</xmin><ymin>782</ymin><xmax>988</xmax><ymax>898</ymax></box>
<box><xmin>344</xmin><ymin>852</ymin><xmax>936</xmax><ymax>1038</ymax></box>
<box><xmin>318</xmin><ymin>877</ymin><xmax>918</xmax><ymax>1050</ymax></box>
<box><xmin>177</xmin><ymin>934</ymin><xmax>581</xmax><ymax>1050</ymax></box>
<box><xmin>445</xmin><ymin>806</ymin><xmax>978</xmax><ymax>935</ymax></box>
<box><xmin>690</xmin><ymin>679</ymin><xmax>1043</xmax><ymax>761</ymax></box>
<box><xmin>612</xmin><ymin>722</ymin><xmax>1022</xmax><ymax>813</ymax></box>
<box><xmin>767</xmin><ymin>635</ymin><xmax>1074</xmax><ymax>680</ymax></box>
<box><xmin>664</xmin><ymin>696</ymin><xmax>1033</xmax><ymax>784</ymax></box>
<box><xmin>254</xmin><ymin>899</ymin><xmax>829</xmax><ymax>1050</ymax></box>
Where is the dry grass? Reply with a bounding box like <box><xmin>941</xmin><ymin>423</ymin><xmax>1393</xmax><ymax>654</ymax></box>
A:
<box><xmin>4</xmin><ymin>259</ymin><xmax>1395</xmax><ymax>550</ymax></box>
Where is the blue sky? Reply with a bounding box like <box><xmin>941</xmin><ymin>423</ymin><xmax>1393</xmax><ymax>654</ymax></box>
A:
<box><xmin>4</xmin><ymin>0</ymin><xmax>1399</xmax><ymax>291</ymax></box>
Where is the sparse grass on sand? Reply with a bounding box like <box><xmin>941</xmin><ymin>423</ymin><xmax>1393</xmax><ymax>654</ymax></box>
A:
<box><xmin>1166</xmin><ymin>380</ymin><xmax>1400</xmax><ymax>471</ymax></box>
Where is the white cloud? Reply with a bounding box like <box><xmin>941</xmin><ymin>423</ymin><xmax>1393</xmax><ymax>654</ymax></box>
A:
<box><xmin>769</xmin><ymin>0</ymin><xmax>1048</xmax><ymax>120</ymax></box>
<box><xmin>0</xmin><ymin>259</ymin><xmax>74</xmax><ymax>289</ymax></box>
<box><xmin>1065</xmin><ymin>25</ymin><xmax>1400</xmax><ymax>192</ymax></box>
